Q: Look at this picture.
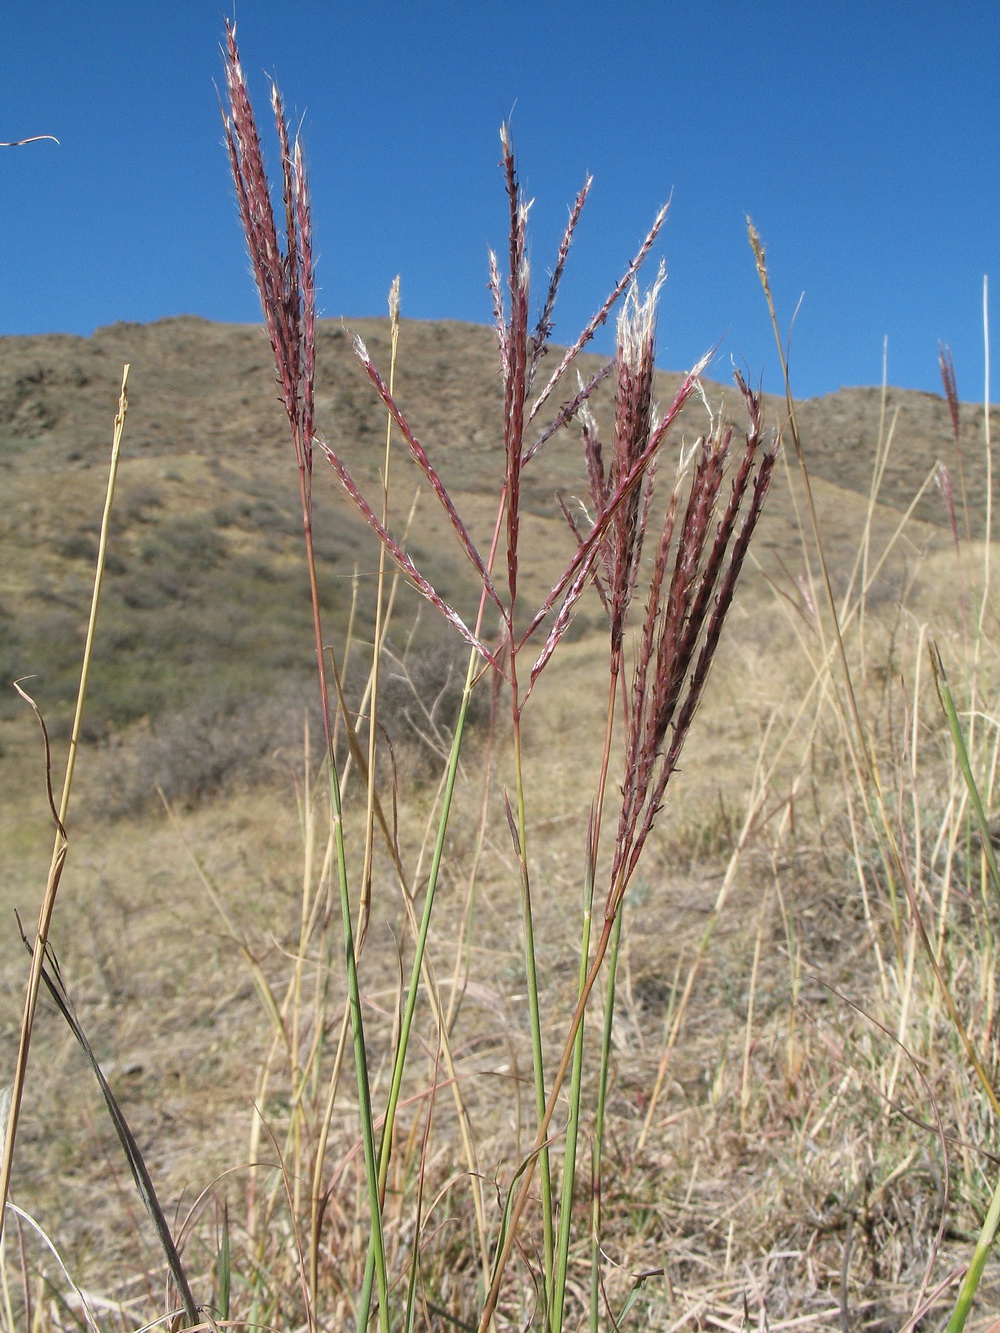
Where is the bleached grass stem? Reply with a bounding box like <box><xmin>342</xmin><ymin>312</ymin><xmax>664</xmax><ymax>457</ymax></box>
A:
<box><xmin>977</xmin><ymin>275</ymin><xmax>992</xmax><ymax>654</ymax></box>
<box><xmin>2</xmin><ymin>1204</ymin><xmax>100</xmax><ymax>1333</ymax></box>
<box><xmin>0</xmin><ymin>366</ymin><xmax>129</xmax><ymax>1245</ymax></box>
<box><xmin>360</xmin><ymin>276</ymin><xmax>402</xmax><ymax>947</ymax></box>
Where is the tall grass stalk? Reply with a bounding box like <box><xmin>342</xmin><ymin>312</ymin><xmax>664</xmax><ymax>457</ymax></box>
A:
<box><xmin>977</xmin><ymin>276</ymin><xmax>992</xmax><ymax>652</ymax></box>
<box><xmin>932</xmin><ymin>644</ymin><xmax>1000</xmax><ymax>1331</ymax></box>
<box><xmin>357</xmin><ymin>647</ymin><xmax>485</xmax><ymax>1327</ymax></box>
<box><xmin>328</xmin><ymin>133</ymin><xmax>712</xmax><ymax>1329</ymax></box>
<box><xmin>0</xmin><ymin>366</ymin><xmax>129</xmax><ymax>1244</ymax></box>
<box><xmin>749</xmin><ymin>220</ymin><xmax>876</xmax><ymax>802</ymax></box>
<box><xmin>222</xmin><ymin>30</ymin><xmax>389</xmax><ymax>1327</ymax></box>
<box><xmin>479</xmin><ymin>381</ymin><xmax>776</xmax><ymax>1331</ymax></box>
<box><xmin>359</xmin><ymin>275</ymin><xmax>402</xmax><ymax>947</ymax></box>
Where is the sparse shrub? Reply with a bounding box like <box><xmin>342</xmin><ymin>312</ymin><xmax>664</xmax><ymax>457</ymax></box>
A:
<box><xmin>376</xmin><ymin>640</ymin><xmax>482</xmax><ymax>748</ymax></box>
<box><xmin>114</xmin><ymin>567</ymin><xmax>181</xmax><ymax>608</ymax></box>
<box><xmin>358</xmin><ymin>638</ymin><xmax>493</xmax><ymax>777</ymax></box>
<box><xmin>91</xmin><ymin>688</ymin><xmax>316</xmax><ymax>816</ymax></box>
<box><xmin>54</xmin><ymin>531</ymin><xmax>99</xmax><ymax>563</ymax></box>
<box><xmin>139</xmin><ymin>513</ymin><xmax>227</xmax><ymax>575</ymax></box>
<box><xmin>239</xmin><ymin>494</ymin><xmax>301</xmax><ymax>535</ymax></box>
<box><xmin>211</xmin><ymin>499</ymin><xmax>253</xmax><ymax>526</ymax></box>
<box><xmin>91</xmin><ymin>632</ymin><xmax>486</xmax><ymax>816</ymax></box>
<box><xmin>119</xmin><ymin>482</ymin><xmax>164</xmax><ymax>524</ymax></box>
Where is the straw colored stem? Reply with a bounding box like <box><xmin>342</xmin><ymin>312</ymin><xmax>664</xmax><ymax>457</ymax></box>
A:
<box><xmin>0</xmin><ymin>366</ymin><xmax>129</xmax><ymax>1243</ymax></box>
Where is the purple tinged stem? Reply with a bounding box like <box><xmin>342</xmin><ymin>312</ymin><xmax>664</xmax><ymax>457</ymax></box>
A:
<box><xmin>612</xmin><ymin>400</ymin><xmax>778</xmax><ymax>900</ymax></box>
<box><xmin>939</xmin><ymin>343</ymin><xmax>961</xmax><ymax>448</ymax></box>
<box><xmin>295</xmin><ymin>140</ymin><xmax>316</xmax><ymax>457</ymax></box>
<box><xmin>625</xmin><ymin>442</ymin><xmax>777</xmax><ymax>890</ymax></box>
<box><xmin>528</xmin><ymin>558</ymin><xmax>591</xmax><ymax>688</ymax></box>
<box><xmin>524</xmin><ymin>360</ymin><xmax>615</xmax><ymax>466</ymax></box>
<box><xmin>353</xmin><ymin>344</ymin><xmax>505</xmax><ymax>614</ymax></box>
<box><xmin>517</xmin><ymin>366</ymin><xmax>703</xmax><ymax>653</ymax></box>
<box><xmin>316</xmin><ymin>441</ymin><xmax>504</xmax><ymax>673</ymax></box>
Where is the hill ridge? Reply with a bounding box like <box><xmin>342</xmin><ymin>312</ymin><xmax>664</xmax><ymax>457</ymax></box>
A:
<box><xmin>0</xmin><ymin>314</ymin><xmax>995</xmax><ymax>526</ymax></box>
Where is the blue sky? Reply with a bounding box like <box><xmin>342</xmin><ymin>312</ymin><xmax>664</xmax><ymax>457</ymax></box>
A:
<box><xmin>0</xmin><ymin>1</ymin><xmax>996</xmax><ymax>401</ymax></box>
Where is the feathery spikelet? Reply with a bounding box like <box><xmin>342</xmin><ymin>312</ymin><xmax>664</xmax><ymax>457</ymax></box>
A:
<box><xmin>222</xmin><ymin>22</ymin><xmax>314</xmax><ymax>480</ymax></box>
<box><xmin>611</xmin><ymin>376</ymin><xmax>777</xmax><ymax>906</ymax></box>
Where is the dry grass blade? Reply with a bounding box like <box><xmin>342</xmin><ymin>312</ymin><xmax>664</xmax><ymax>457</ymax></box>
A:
<box><xmin>0</xmin><ymin>134</ymin><xmax>59</xmax><ymax>147</ymax></box>
<box><xmin>17</xmin><ymin>929</ymin><xmax>199</xmax><ymax>1327</ymax></box>
<box><xmin>222</xmin><ymin>26</ymin><xmax>391</xmax><ymax>1329</ymax></box>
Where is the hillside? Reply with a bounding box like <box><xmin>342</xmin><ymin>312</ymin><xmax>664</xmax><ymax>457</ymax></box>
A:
<box><xmin>0</xmin><ymin>315</ymin><xmax>993</xmax><ymax>737</ymax></box>
<box><xmin>0</xmin><ymin>314</ymin><xmax>994</xmax><ymax>513</ymax></box>
<box><xmin>0</xmin><ymin>311</ymin><xmax>991</xmax><ymax>811</ymax></box>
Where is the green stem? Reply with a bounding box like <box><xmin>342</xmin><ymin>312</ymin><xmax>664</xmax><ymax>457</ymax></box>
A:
<box><xmin>551</xmin><ymin>849</ymin><xmax>595</xmax><ymax>1333</ymax></box>
<box><xmin>510</xmin><ymin>699</ymin><xmax>555</xmax><ymax>1299</ymax></box>
<box><xmin>946</xmin><ymin>1168</ymin><xmax>1000</xmax><ymax>1333</ymax></box>
<box><xmin>295</xmin><ymin>433</ymin><xmax>388</xmax><ymax>1333</ymax></box>
<box><xmin>376</xmin><ymin>656</ymin><xmax>479</xmax><ymax>1195</ymax></box>
<box><xmin>356</xmin><ymin>651</ymin><xmax>481</xmax><ymax>1314</ymax></box>
<box><xmin>932</xmin><ymin>643</ymin><xmax>1000</xmax><ymax>908</ymax></box>
<box><xmin>590</xmin><ymin>905</ymin><xmax>624</xmax><ymax>1333</ymax></box>
<box><xmin>334</xmin><ymin>755</ymin><xmax>390</xmax><ymax>1333</ymax></box>
<box><xmin>555</xmin><ymin>670</ymin><xmax>619</xmax><ymax>1333</ymax></box>
<box><xmin>479</xmin><ymin>889</ymin><xmax>626</xmax><ymax>1333</ymax></box>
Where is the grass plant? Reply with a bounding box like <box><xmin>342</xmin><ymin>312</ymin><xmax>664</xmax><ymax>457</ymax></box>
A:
<box><xmin>746</xmin><ymin>257</ymin><xmax>1000</xmax><ymax>1332</ymax></box>
<box><xmin>219</xmin><ymin>21</ymin><xmax>777</xmax><ymax>1330</ymax></box>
